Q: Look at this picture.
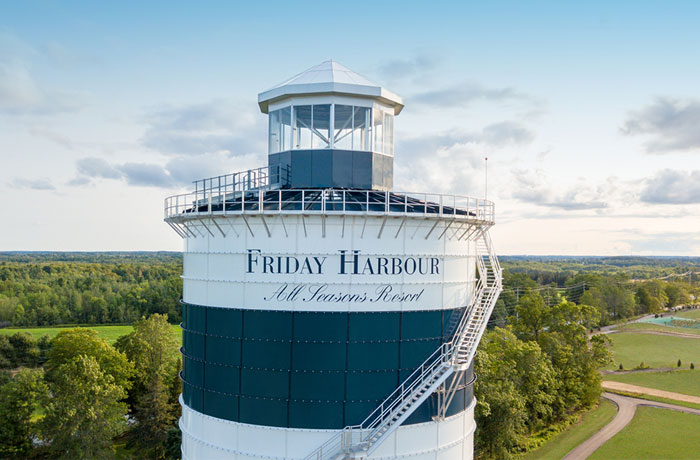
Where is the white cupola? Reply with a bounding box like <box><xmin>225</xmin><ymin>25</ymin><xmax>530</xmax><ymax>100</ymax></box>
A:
<box><xmin>258</xmin><ymin>60</ymin><xmax>403</xmax><ymax>190</ymax></box>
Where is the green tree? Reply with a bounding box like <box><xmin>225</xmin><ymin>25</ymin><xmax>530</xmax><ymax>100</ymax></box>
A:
<box><xmin>479</xmin><ymin>328</ymin><xmax>559</xmax><ymax>429</ymax></box>
<box><xmin>664</xmin><ymin>282</ymin><xmax>690</xmax><ymax>308</ymax></box>
<box><xmin>115</xmin><ymin>314</ymin><xmax>179</xmax><ymax>458</ymax></box>
<box><xmin>130</xmin><ymin>375</ymin><xmax>176</xmax><ymax>459</ymax></box>
<box><xmin>635</xmin><ymin>280</ymin><xmax>669</xmax><ymax>314</ymax></box>
<box><xmin>579</xmin><ymin>279</ymin><xmax>635</xmax><ymax>323</ymax></box>
<box><xmin>474</xmin><ymin>339</ymin><xmax>527</xmax><ymax>459</ymax></box>
<box><xmin>8</xmin><ymin>332</ymin><xmax>40</xmax><ymax>367</ymax></box>
<box><xmin>0</xmin><ymin>334</ymin><xmax>12</xmax><ymax>368</ymax></box>
<box><xmin>536</xmin><ymin>301</ymin><xmax>610</xmax><ymax>410</ymax></box>
<box><xmin>115</xmin><ymin>314</ymin><xmax>178</xmax><ymax>388</ymax></box>
<box><xmin>512</xmin><ymin>292</ymin><xmax>547</xmax><ymax>341</ymax></box>
<box><xmin>0</xmin><ymin>368</ymin><xmax>47</xmax><ymax>458</ymax></box>
<box><xmin>169</xmin><ymin>357</ymin><xmax>182</xmax><ymax>420</ymax></box>
<box><xmin>46</xmin><ymin>328</ymin><xmax>133</xmax><ymax>389</ymax></box>
<box><xmin>41</xmin><ymin>355</ymin><xmax>128</xmax><ymax>460</ymax></box>
<box><xmin>163</xmin><ymin>427</ymin><xmax>182</xmax><ymax>460</ymax></box>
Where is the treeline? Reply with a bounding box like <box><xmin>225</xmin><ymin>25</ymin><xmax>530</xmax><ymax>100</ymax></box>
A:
<box><xmin>474</xmin><ymin>292</ymin><xmax>611</xmax><ymax>459</ymax></box>
<box><xmin>502</xmin><ymin>255</ymin><xmax>700</xmax><ymax>284</ymax></box>
<box><xmin>0</xmin><ymin>254</ymin><xmax>182</xmax><ymax>327</ymax></box>
<box><xmin>0</xmin><ymin>314</ymin><xmax>180</xmax><ymax>460</ymax></box>
<box><xmin>493</xmin><ymin>267</ymin><xmax>699</xmax><ymax>326</ymax></box>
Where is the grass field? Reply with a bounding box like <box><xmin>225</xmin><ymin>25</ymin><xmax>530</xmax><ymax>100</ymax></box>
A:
<box><xmin>607</xmin><ymin>333</ymin><xmax>700</xmax><ymax>370</ymax></box>
<box><xmin>676</xmin><ymin>310</ymin><xmax>700</xmax><ymax>320</ymax></box>
<box><xmin>0</xmin><ymin>324</ymin><xmax>182</xmax><ymax>345</ymax></box>
<box><xmin>522</xmin><ymin>399</ymin><xmax>617</xmax><ymax>460</ymax></box>
<box><xmin>617</xmin><ymin>322</ymin><xmax>700</xmax><ymax>336</ymax></box>
<box><xmin>604</xmin><ymin>370</ymin><xmax>700</xmax><ymax>397</ymax></box>
<box><xmin>589</xmin><ymin>407</ymin><xmax>700</xmax><ymax>459</ymax></box>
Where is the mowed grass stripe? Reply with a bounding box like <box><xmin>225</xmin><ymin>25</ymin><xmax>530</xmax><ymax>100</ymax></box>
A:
<box><xmin>604</xmin><ymin>370</ymin><xmax>700</xmax><ymax>397</ymax></box>
<box><xmin>676</xmin><ymin>310</ymin><xmax>700</xmax><ymax>320</ymax></box>
<box><xmin>589</xmin><ymin>407</ymin><xmax>700</xmax><ymax>459</ymax></box>
<box><xmin>617</xmin><ymin>322</ymin><xmax>700</xmax><ymax>336</ymax></box>
<box><xmin>0</xmin><ymin>324</ymin><xmax>182</xmax><ymax>345</ymax></box>
<box><xmin>522</xmin><ymin>398</ymin><xmax>617</xmax><ymax>460</ymax></box>
<box><xmin>607</xmin><ymin>333</ymin><xmax>700</xmax><ymax>370</ymax></box>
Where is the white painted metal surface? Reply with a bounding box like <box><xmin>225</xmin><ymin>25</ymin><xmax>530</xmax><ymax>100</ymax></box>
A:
<box><xmin>258</xmin><ymin>61</ymin><xmax>404</xmax><ymax>115</ymax></box>
<box><xmin>180</xmin><ymin>396</ymin><xmax>476</xmax><ymax>460</ymax></box>
<box><xmin>180</xmin><ymin>214</ymin><xmax>477</xmax><ymax>312</ymax></box>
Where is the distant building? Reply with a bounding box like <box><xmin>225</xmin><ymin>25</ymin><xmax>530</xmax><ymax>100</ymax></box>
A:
<box><xmin>165</xmin><ymin>60</ymin><xmax>502</xmax><ymax>460</ymax></box>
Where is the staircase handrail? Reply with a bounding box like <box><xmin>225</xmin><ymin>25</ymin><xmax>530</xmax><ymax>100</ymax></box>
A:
<box><xmin>303</xmin><ymin>231</ymin><xmax>502</xmax><ymax>460</ymax></box>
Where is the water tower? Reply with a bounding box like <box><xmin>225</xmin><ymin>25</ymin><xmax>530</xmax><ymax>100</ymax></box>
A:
<box><xmin>165</xmin><ymin>60</ymin><xmax>502</xmax><ymax>460</ymax></box>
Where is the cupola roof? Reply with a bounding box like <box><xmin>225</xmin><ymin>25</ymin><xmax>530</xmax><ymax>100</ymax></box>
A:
<box><xmin>258</xmin><ymin>60</ymin><xmax>403</xmax><ymax>114</ymax></box>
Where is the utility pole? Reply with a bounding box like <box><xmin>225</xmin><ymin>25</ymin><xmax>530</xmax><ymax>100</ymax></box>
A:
<box><xmin>485</xmin><ymin>157</ymin><xmax>488</xmax><ymax>200</ymax></box>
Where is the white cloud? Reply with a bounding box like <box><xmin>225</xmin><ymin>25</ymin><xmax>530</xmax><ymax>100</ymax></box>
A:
<box><xmin>10</xmin><ymin>177</ymin><xmax>55</xmax><ymax>190</ymax></box>
<box><xmin>622</xmin><ymin>97</ymin><xmax>700</xmax><ymax>153</ymax></box>
<box><xmin>640</xmin><ymin>169</ymin><xmax>700</xmax><ymax>204</ymax></box>
<box><xmin>141</xmin><ymin>100</ymin><xmax>265</xmax><ymax>156</ymax></box>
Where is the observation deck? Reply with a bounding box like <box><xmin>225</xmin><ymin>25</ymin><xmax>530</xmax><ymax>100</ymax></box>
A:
<box><xmin>164</xmin><ymin>167</ymin><xmax>495</xmax><ymax>231</ymax></box>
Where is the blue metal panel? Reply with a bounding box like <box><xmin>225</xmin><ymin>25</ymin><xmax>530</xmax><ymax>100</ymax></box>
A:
<box><xmin>352</xmin><ymin>151</ymin><xmax>372</xmax><ymax>188</ymax></box>
<box><xmin>180</xmin><ymin>303</ymin><xmax>474</xmax><ymax>429</ymax></box>
<box><xmin>311</xmin><ymin>150</ymin><xmax>333</xmax><ymax>186</ymax></box>
<box><xmin>291</xmin><ymin>372</ymin><xmax>344</xmax><ymax>400</ymax></box>
<box><xmin>290</xmin><ymin>151</ymin><xmax>312</xmax><ymax>187</ymax></box>
<box><xmin>289</xmin><ymin>401</ymin><xmax>344</xmax><ymax>429</ymax></box>
<box><xmin>346</xmin><ymin>371</ymin><xmax>397</xmax><ymax>400</ymax></box>
<box><xmin>205</xmin><ymin>336</ymin><xmax>241</xmax><ymax>366</ymax></box>
<box><xmin>332</xmin><ymin>150</ymin><xmax>354</xmax><ymax>188</ymax></box>
<box><xmin>203</xmin><ymin>389</ymin><xmax>238</xmax><ymax>421</ymax></box>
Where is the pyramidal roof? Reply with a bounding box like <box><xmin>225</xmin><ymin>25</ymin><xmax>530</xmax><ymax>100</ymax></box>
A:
<box><xmin>258</xmin><ymin>60</ymin><xmax>403</xmax><ymax>114</ymax></box>
<box><xmin>271</xmin><ymin>60</ymin><xmax>379</xmax><ymax>88</ymax></box>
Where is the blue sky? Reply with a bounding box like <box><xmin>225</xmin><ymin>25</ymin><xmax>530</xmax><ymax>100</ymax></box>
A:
<box><xmin>1</xmin><ymin>1</ymin><xmax>699</xmax><ymax>254</ymax></box>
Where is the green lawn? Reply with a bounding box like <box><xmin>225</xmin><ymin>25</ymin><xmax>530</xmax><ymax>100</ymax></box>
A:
<box><xmin>676</xmin><ymin>310</ymin><xmax>700</xmax><ymax>320</ymax></box>
<box><xmin>607</xmin><ymin>333</ymin><xmax>700</xmax><ymax>370</ymax></box>
<box><xmin>589</xmin><ymin>407</ymin><xmax>700</xmax><ymax>459</ymax></box>
<box><xmin>617</xmin><ymin>322</ymin><xmax>700</xmax><ymax>336</ymax></box>
<box><xmin>522</xmin><ymin>399</ymin><xmax>617</xmax><ymax>460</ymax></box>
<box><xmin>605</xmin><ymin>370</ymin><xmax>700</xmax><ymax>397</ymax></box>
<box><xmin>0</xmin><ymin>324</ymin><xmax>182</xmax><ymax>345</ymax></box>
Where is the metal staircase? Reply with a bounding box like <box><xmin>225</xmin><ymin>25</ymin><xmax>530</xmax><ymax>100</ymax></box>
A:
<box><xmin>304</xmin><ymin>230</ymin><xmax>502</xmax><ymax>460</ymax></box>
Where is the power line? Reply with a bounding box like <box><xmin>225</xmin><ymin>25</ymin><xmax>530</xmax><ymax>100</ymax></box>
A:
<box><xmin>488</xmin><ymin>282</ymin><xmax>588</xmax><ymax>326</ymax></box>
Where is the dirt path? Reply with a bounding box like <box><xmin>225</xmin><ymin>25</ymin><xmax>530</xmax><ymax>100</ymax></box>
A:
<box><xmin>601</xmin><ymin>381</ymin><xmax>700</xmax><ymax>404</ymax></box>
<box><xmin>561</xmin><ymin>392</ymin><xmax>700</xmax><ymax>460</ymax></box>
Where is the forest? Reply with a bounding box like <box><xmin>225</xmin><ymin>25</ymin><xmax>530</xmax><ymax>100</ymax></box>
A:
<box><xmin>0</xmin><ymin>253</ymin><xmax>182</xmax><ymax>327</ymax></box>
<box><xmin>0</xmin><ymin>252</ymin><xmax>699</xmax><ymax>459</ymax></box>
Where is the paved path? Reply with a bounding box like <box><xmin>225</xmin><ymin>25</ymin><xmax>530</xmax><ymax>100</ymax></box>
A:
<box><xmin>594</xmin><ymin>315</ymin><xmax>654</xmax><ymax>335</ymax></box>
<box><xmin>608</xmin><ymin>329</ymin><xmax>700</xmax><ymax>339</ymax></box>
<box><xmin>593</xmin><ymin>315</ymin><xmax>700</xmax><ymax>339</ymax></box>
<box><xmin>561</xmin><ymin>392</ymin><xmax>700</xmax><ymax>460</ymax></box>
<box><xmin>601</xmin><ymin>367</ymin><xmax>676</xmax><ymax>375</ymax></box>
<box><xmin>601</xmin><ymin>381</ymin><xmax>700</xmax><ymax>404</ymax></box>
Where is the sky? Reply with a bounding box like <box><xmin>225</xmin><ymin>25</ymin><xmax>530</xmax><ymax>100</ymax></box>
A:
<box><xmin>1</xmin><ymin>0</ymin><xmax>699</xmax><ymax>255</ymax></box>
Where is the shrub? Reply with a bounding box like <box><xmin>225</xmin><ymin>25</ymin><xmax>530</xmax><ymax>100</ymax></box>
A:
<box><xmin>678</xmin><ymin>359</ymin><xmax>682</xmax><ymax>367</ymax></box>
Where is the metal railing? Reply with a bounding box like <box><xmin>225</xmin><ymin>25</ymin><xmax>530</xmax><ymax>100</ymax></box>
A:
<box><xmin>165</xmin><ymin>188</ymin><xmax>495</xmax><ymax>223</ymax></box>
<box><xmin>192</xmin><ymin>164</ymin><xmax>290</xmax><ymax>202</ymax></box>
<box><xmin>304</xmin><ymin>231</ymin><xmax>503</xmax><ymax>460</ymax></box>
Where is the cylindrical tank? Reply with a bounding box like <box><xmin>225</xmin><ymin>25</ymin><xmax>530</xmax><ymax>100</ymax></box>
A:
<box><xmin>165</xmin><ymin>61</ymin><xmax>500</xmax><ymax>460</ymax></box>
